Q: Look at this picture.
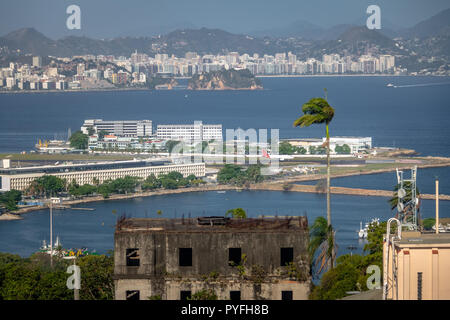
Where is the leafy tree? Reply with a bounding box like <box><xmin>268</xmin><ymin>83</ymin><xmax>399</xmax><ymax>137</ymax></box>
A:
<box><xmin>76</xmin><ymin>254</ymin><xmax>114</xmax><ymax>300</ymax></box>
<box><xmin>294</xmin><ymin>93</ymin><xmax>335</xmax><ymax>267</ymax></box>
<box><xmin>142</xmin><ymin>174</ymin><xmax>162</xmax><ymax>190</ymax></box>
<box><xmin>86</xmin><ymin>127</ymin><xmax>95</xmax><ymax>136</ymax></box>
<box><xmin>335</xmin><ymin>144</ymin><xmax>351</xmax><ymax>154</ymax></box>
<box><xmin>100</xmin><ymin>176</ymin><xmax>141</xmax><ymax>195</ymax></box>
<box><xmin>226</xmin><ymin>208</ymin><xmax>247</xmax><ymax>219</ymax></box>
<box><xmin>97</xmin><ymin>130</ymin><xmax>109</xmax><ymax>140</ymax></box>
<box><xmin>310</xmin><ymin>146</ymin><xmax>327</xmax><ymax>155</ymax></box>
<box><xmin>217</xmin><ymin>164</ymin><xmax>263</xmax><ymax>186</ymax></box>
<box><xmin>310</xmin><ymin>255</ymin><xmax>362</xmax><ymax>300</ymax></box>
<box><xmin>69</xmin><ymin>184</ymin><xmax>97</xmax><ymax>197</ymax></box>
<box><xmin>160</xmin><ymin>177</ymin><xmax>178</xmax><ymax>189</ymax></box>
<box><xmin>422</xmin><ymin>218</ymin><xmax>436</xmax><ymax>230</ymax></box>
<box><xmin>279</xmin><ymin>141</ymin><xmax>307</xmax><ymax>155</ymax></box>
<box><xmin>217</xmin><ymin>164</ymin><xmax>243</xmax><ymax>184</ymax></box>
<box><xmin>310</xmin><ymin>221</ymin><xmax>387</xmax><ymax>300</ymax></box>
<box><xmin>27</xmin><ymin>175</ymin><xmax>66</xmax><ymax>197</ymax></box>
<box><xmin>97</xmin><ymin>182</ymin><xmax>112</xmax><ymax>198</ymax></box>
<box><xmin>0</xmin><ymin>254</ymin><xmax>72</xmax><ymax>300</ymax></box>
<box><xmin>0</xmin><ymin>190</ymin><xmax>22</xmax><ymax>211</ymax></box>
<box><xmin>69</xmin><ymin>131</ymin><xmax>89</xmax><ymax>150</ymax></box>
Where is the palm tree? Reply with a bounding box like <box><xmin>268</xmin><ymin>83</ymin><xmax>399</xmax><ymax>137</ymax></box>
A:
<box><xmin>294</xmin><ymin>92</ymin><xmax>335</xmax><ymax>266</ymax></box>
<box><xmin>308</xmin><ymin>216</ymin><xmax>336</xmax><ymax>277</ymax></box>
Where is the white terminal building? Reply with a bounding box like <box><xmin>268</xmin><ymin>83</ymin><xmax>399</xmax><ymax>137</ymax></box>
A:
<box><xmin>156</xmin><ymin>121</ymin><xmax>222</xmax><ymax>141</ymax></box>
<box><xmin>81</xmin><ymin>119</ymin><xmax>153</xmax><ymax>137</ymax></box>
<box><xmin>285</xmin><ymin>137</ymin><xmax>372</xmax><ymax>154</ymax></box>
<box><xmin>0</xmin><ymin>159</ymin><xmax>205</xmax><ymax>192</ymax></box>
<box><xmin>323</xmin><ymin>137</ymin><xmax>372</xmax><ymax>154</ymax></box>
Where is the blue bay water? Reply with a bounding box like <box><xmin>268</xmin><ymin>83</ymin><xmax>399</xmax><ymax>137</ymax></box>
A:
<box><xmin>0</xmin><ymin>191</ymin><xmax>448</xmax><ymax>257</ymax></box>
<box><xmin>0</xmin><ymin>76</ymin><xmax>449</xmax><ymax>155</ymax></box>
<box><xmin>0</xmin><ymin>76</ymin><xmax>450</xmax><ymax>257</ymax></box>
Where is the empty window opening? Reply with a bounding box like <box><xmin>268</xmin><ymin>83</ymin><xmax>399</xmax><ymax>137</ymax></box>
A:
<box><xmin>126</xmin><ymin>290</ymin><xmax>140</xmax><ymax>300</ymax></box>
<box><xmin>230</xmin><ymin>291</ymin><xmax>241</xmax><ymax>300</ymax></box>
<box><xmin>229</xmin><ymin>248</ymin><xmax>242</xmax><ymax>266</ymax></box>
<box><xmin>417</xmin><ymin>272</ymin><xmax>423</xmax><ymax>300</ymax></box>
<box><xmin>179</xmin><ymin>248</ymin><xmax>192</xmax><ymax>266</ymax></box>
<box><xmin>180</xmin><ymin>290</ymin><xmax>191</xmax><ymax>300</ymax></box>
<box><xmin>126</xmin><ymin>248</ymin><xmax>140</xmax><ymax>267</ymax></box>
<box><xmin>280</xmin><ymin>247</ymin><xmax>294</xmax><ymax>266</ymax></box>
<box><xmin>282</xmin><ymin>291</ymin><xmax>293</xmax><ymax>300</ymax></box>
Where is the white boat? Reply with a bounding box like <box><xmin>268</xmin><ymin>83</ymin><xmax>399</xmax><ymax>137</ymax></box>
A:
<box><xmin>358</xmin><ymin>218</ymin><xmax>380</xmax><ymax>239</ymax></box>
<box><xmin>39</xmin><ymin>236</ymin><xmax>62</xmax><ymax>255</ymax></box>
<box><xmin>358</xmin><ymin>221</ymin><xmax>368</xmax><ymax>239</ymax></box>
<box><xmin>387</xmin><ymin>83</ymin><xmax>394</xmax><ymax>87</ymax></box>
<box><xmin>217</xmin><ymin>191</ymin><xmax>226</xmax><ymax>194</ymax></box>
<box><xmin>432</xmin><ymin>224</ymin><xmax>447</xmax><ymax>233</ymax></box>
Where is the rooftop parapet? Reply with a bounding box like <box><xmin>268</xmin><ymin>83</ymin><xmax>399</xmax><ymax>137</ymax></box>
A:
<box><xmin>115</xmin><ymin>216</ymin><xmax>308</xmax><ymax>233</ymax></box>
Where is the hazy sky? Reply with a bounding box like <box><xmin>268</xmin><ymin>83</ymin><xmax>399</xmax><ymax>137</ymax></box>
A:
<box><xmin>1</xmin><ymin>0</ymin><xmax>449</xmax><ymax>38</ymax></box>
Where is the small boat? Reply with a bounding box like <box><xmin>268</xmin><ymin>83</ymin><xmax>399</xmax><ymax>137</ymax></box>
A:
<box><xmin>39</xmin><ymin>237</ymin><xmax>97</xmax><ymax>257</ymax></box>
<box><xmin>432</xmin><ymin>224</ymin><xmax>447</xmax><ymax>233</ymax></box>
<box><xmin>217</xmin><ymin>191</ymin><xmax>226</xmax><ymax>194</ymax></box>
<box><xmin>358</xmin><ymin>218</ymin><xmax>380</xmax><ymax>239</ymax></box>
<box><xmin>387</xmin><ymin>83</ymin><xmax>394</xmax><ymax>87</ymax></box>
<box><xmin>358</xmin><ymin>222</ymin><xmax>368</xmax><ymax>239</ymax></box>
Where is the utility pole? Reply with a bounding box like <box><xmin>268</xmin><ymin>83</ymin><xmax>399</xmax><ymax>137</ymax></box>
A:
<box><xmin>436</xmin><ymin>178</ymin><xmax>439</xmax><ymax>234</ymax></box>
<box><xmin>74</xmin><ymin>257</ymin><xmax>79</xmax><ymax>300</ymax></box>
<box><xmin>50</xmin><ymin>200</ymin><xmax>53</xmax><ymax>268</ymax></box>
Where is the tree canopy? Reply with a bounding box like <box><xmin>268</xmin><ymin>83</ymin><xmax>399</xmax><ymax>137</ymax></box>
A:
<box><xmin>27</xmin><ymin>175</ymin><xmax>66</xmax><ymax>197</ymax></box>
<box><xmin>69</xmin><ymin>131</ymin><xmax>89</xmax><ymax>150</ymax></box>
<box><xmin>0</xmin><ymin>252</ymin><xmax>114</xmax><ymax>300</ymax></box>
<box><xmin>0</xmin><ymin>190</ymin><xmax>22</xmax><ymax>211</ymax></box>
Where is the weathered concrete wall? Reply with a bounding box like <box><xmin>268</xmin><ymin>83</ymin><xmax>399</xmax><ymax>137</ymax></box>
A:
<box><xmin>115</xmin><ymin>230</ymin><xmax>309</xmax><ymax>277</ymax></box>
<box><xmin>114</xmin><ymin>279</ymin><xmax>311</xmax><ymax>300</ymax></box>
<box><xmin>114</xmin><ymin>219</ymin><xmax>310</xmax><ymax>300</ymax></box>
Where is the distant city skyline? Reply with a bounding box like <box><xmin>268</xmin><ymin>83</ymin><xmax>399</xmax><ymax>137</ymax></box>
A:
<box><xmin>0</xmin><ymin>0</ymin><xmax>449</xmax><ymax>39</ymax></box>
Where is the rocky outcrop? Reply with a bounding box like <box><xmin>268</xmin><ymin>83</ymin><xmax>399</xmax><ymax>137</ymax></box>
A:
<box><xmin>188</xmin><ymin>68</ymin><xmax>262</xmax><ymax>90</ymax></box>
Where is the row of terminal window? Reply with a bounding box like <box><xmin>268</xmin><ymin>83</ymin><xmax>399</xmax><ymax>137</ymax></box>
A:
<box><xmin>125</xmin><ymin>290</ymin><xmax>293</xmax><ymax>301</ymax></box>
<box><xmin>126</xmin><ymin>247</ymin><xmax>294</xmax><ymax>267</ymax></box>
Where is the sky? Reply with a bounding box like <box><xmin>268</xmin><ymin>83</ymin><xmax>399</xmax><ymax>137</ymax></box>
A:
<box><xmin>0</xmin><ymin>0</ymin><xmax>449</xmax><ymax>39</ymax></box>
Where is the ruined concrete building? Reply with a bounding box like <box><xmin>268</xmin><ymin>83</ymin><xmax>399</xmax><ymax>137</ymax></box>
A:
<box><xmin>113</xmin><ymin>216</ymin><xmax>311</xmax><ymax>300</ymax></box>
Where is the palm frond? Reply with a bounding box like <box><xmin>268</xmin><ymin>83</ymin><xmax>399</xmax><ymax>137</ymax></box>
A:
<box><xmin>294</xmin><ymin>98</ymin><xmax>335</xmax><ymax>128</ymax></box>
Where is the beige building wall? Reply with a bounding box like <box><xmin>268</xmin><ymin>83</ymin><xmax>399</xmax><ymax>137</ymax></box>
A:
<box><xmin>384</xmin><ymin>233</ymin><xmax>450</xmax><ymax>300</ymax></box>
<box><xmin>2</xmin><ymin>163</ymin><xmax>205</xmax><ymax>191</ymax></box>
